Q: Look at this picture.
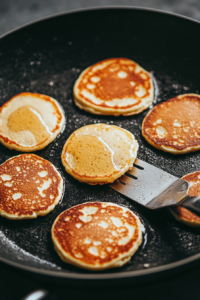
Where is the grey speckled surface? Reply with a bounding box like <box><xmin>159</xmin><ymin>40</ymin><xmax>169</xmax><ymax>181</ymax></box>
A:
<box><xmin>0</xmin><ymin>0</ymin><xmax>200</xmax><ymax>37</ymax></box>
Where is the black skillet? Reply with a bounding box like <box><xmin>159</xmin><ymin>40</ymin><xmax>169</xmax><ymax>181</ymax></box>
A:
<box><xmin>0</xmin><ymin>7</ymin><xmax>200</xmax><ymax>285</ymax></box>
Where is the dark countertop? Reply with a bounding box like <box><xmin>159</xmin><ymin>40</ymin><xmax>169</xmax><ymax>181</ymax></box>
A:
<box><xmin>1</xmin><ymin>1</ymin><xmax>200</xmax><ymax>300</ymax></box>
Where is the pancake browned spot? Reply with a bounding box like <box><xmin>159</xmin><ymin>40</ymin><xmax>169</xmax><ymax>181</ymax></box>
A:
<box><xmin>61</xmin><ymin>124</ymin><xmax>138</xmax><ymax>185</ymax></box>
<box><xmin>170</xmin><ymin>172</ymin><xmax>200</xmax><ymax>227</ymax></box>
<box><xmin>0</xmin><ymin>92</ymin><xmax>65</xmax><ymax>151</ymax></box>
<box><xmin>0</xmin><ymin>154</ymin><xmax>63</xmax><ymax>220</ymax></box>
<box><xmin>52</xmin><ymin>202</ymin><xmax>142</xmax><ymax>270</ymax></box>
<box><xmin>73</xmin><ymin>58</ymin><xmax>154</xmax><ymax>116</ymax></box>
<box><xmin>142</xmin><ymin>94</ymin><xmax>200</xmax><ymax>154</ymax></box>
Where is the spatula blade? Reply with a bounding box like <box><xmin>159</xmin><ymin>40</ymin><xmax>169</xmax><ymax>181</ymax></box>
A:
<box><xmin>109</xmin><ymin>159</ymin><xmax>178</xmax><ymax>207</ymax></box>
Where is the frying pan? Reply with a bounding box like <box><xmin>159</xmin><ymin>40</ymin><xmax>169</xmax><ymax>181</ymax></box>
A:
<box><xmin>0</xmin><ymin>7</ymin><xmax>200</xmax><ymax>285</ymax></box>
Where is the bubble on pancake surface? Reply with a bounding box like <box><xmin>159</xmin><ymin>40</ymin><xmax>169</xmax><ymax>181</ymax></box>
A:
<box><xmin>0</xmin><ymin>154</ymin><xmax>63</xmax><ymax>219</ymax></box>
<box><xmin>52</xmin><ymin>202</ymin><xmax>142</xmax><ymax>270</ymax></box>
<box><xmin>12</xmin><ymin>193</ymin><xmax>22</xmax><ymax>200</ymax></box>
<box><xmin>142</xmin><ymin>94</ymin><xmax>200</xmax><ymax>154</ymax></box>
<box><xmin>1</xmin><ymin>174</ymin><xmax>11</xmax><ymax>181</ymax></box>
<box><xmin>156</xmin><ymin>126</ymin><xmax>167</xmax><ymax>138</ymax></box>
<box><xmin>117</xmin><ymin>71</ymin><xmax>127</xmax><ymax>78</ymax></box>
<box><xmin>73</xmin><ymin>58</ymin><xmax>154</xmax><ymax>116</ymax></box>
<box><xmin>61</xmin><ymin>124</ymin><xmax>138</xmax><ymax>184</ymax></box>
<box><xmin>91</xmin><ymin>76</ymin><xmax>100</xmax><ymax>83</ymax></box>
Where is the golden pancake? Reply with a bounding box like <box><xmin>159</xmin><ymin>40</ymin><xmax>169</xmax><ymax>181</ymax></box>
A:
<box><xmin>0</xmin><ymin>92</ymin><xmax>65</xmax><ymax>151</ymax></box>
<box><xmin>142</xmin><ymin>94</ymin><xmax>200</xmax><ymax>154</ymax></box>
<box><xmin>61</xmin><ymin>124</ymin><xmax>138</xmax><ymax>185</ymax></box>
<box><xmin>73</xmin><ymin>58</ymin><xmax>154</xmax><ymax>116</ymax></box>
<box><xmin>170</xmin><ymin>172</ymin><xmax>200</xmax><ymax>227</ymax></box>
<box><xmin>0</xmin><ymin>154</ymin><xmax>63</xmax><ymax>220</ymax></box>
<box><xmin>52</xmin><ymin>202</ymin><xmax>142</xmax><ymax>270</ymax></box>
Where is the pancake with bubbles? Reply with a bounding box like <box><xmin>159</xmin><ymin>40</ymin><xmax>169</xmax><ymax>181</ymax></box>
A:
<box><xmin>142</xmin><ymin>94</ymin><xmax>200</xmax><ymax>154</ymax></box>
<box><xmin>52</xmin><ymin>202</ymin><xmax>142</xmax><ymax>270</ymax></box>
<box><xmin>0</xmin><ymin>154</ymin><xmax>63</xmax><ymax>220</ymax></box>
<box><xmin>73</xmin><ymin>58</ymin><xmax>154</xmax><ymax>116</ymax></box>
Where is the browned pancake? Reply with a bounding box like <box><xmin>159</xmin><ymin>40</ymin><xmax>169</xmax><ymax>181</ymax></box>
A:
<box><xmin>0</xmin><ymin>154</ymin><xmax>63</xmax><ymax>219</ymax></box>
<box><xmin>73</xmin><ymin>58</ymin><xmax>154</xmax><ymax>116</ymax></box>
<box><xmin>52</xmin><ymin>202</ymin><xmax>142</xmax><ymax>270</ymax></box>
<box><xmin>142</xmin><ymin>94</ymin><xmax>200</xmax><ymax>154</ymax></box>
<box><xmin>170</xmin><ymin>172</ymin><xmax>200</xmax><ymax>226</ymax></box>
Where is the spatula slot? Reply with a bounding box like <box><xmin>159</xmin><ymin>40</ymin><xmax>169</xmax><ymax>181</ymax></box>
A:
<box><xmin>125</xmin><ymin>173</ymin><xmax>138</xmax><ymax>180</ymax></box>
<box><xmin>118</xmin><ymin>180</ymin><xmax>126</xmax><ymax>185</ymax></box>
<box><xmin>133</xmin><ymin>163</ymin><xmax>144</xmax><ymax>170</ymax></box>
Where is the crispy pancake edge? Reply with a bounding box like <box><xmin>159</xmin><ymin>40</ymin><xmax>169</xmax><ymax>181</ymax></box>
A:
<box><xmin>0</xmin><ymin>92</ymin><xmax>65</xmax><ymax>152</ymax></box>
<box><xmin>169</xmin><ymin>208</ymin><xmax>200</xmax><ymax>227</ymax></box>
<box><xmin>61</xmin><ymin>124</ymin><xmax>138</xmax><ymax>185</ymax></box>
<box><xmin>142</xmin><ymin>93</ymin><xmax>200</xmax><ymax>154</ymax></box>
<box><xmin>0</xmin><ymin>154</ymin><xmax>63</xmax><ymax>220</ymax></box>
<box><xmin>51</xmin><ymin>202</ymin><xmax>143</xmax><ymax>270</ymax></box>
<box><xmin>74</xmin><ymin>96</ymin><xmax>151</xmax><ymax>116</ymax></box>
<box><xmin>73</xmin><ymin>58</ymin><xmax>154</xmax><ymax>116</ymax></box>
<box><xmin>170</xmin><ymin>171</ymin><xmax>200</xmax><ymax>227</ymax></box>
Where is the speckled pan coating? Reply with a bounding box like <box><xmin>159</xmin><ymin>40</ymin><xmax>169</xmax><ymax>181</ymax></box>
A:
<box><xmin>0</xmin><ymin>8</ymin><xmax>200</xmax><ymax>282</ymax></box>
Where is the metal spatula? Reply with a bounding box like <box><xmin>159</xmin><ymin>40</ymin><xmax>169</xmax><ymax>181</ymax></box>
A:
<box><xmin>110</xmin><ymin>159</ymin><xmax>200</xmax><ymax>216</ymax></box>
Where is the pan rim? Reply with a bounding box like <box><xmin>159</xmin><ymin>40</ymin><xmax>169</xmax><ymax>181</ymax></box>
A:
<box><xmin>1</xmin><ymin>5</ymin><xmax>200</xmax><ymax>40</ymax></box>
<box><xmin>0</xmin><ymin>250</ymin><xmax>200</xmax><ymax>281</ymax></box>
<box><xmin>1</xmin><ymin>6</ymin><xmax>200</xmax><ymax>281</ymax></box>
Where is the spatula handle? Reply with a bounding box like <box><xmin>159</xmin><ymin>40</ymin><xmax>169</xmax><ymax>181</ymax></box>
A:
<box><xmin>181</xmin><ymin>196</ymin><xmax>200</xmax><ymax>216</ymax></box>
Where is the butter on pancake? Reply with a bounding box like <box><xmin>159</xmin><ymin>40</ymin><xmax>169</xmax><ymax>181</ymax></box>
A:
<box><xmin>0</xmin><ymin>154</ymin><xmax>63</xmax><ymax>220</ymax></box>
<box><xmin>0</xmin><ymin>92</ymin><xmax>65</xmax><ymax>151</ymax></box>
<box><xmin>73</xmin><ymin>58</ymin><xmax>154</xmax><ymax>116</ymax></box>
<box><xmin>61</xmin><ymin>124</ymin><xmax>138</xmax><ymax>185</ymax></box>
<box><xmin>142</xmin><ymin>94</ymin><xmax>200</xmax><ymax>154</ymax></box>
<box><xmin>170</xmin><ymin>172</ymin><xmax>200</xmax><ymax>227</ymax></box>
<box><xmin>52</xmin><ymin>202</ymin><xmax>142</xmax><ymax>270</ymax></box>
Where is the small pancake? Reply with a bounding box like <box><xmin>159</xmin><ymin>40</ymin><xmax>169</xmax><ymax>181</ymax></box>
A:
<box><xmin>0</xmin><ymin>92</ymin><xmax>65</xmax><ymax>151</ymax></box>
<box><xmin>73</xmin><ymin>58</ymin><xmax>154</xmax><ymax>116</ymax></box>
<box><xmin>0</xmin><ymin>154</ymin><xmax>63</xmax><ymax>220</ymax></box>
<box><xmin>170</xmin><ymin>172</ymin><xmax>200</xmax><ymax>227</ymax></box>
<box><xmin>142</xmin><ymin>94</ymin><xmax>200</xmax><ymax>154</ymax></box>
<box><xmin>61</xmin><ymin>124</ymin><xmax>138</xmax><ymax>185</ymax></box>
<box><xmin>52</xmin><ymin>202</ymin><xmax>142</xmax><ymax>270</ymax></box>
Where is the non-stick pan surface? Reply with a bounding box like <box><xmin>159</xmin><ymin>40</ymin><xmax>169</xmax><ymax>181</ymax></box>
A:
<box><xmin>0</xmin><ymin>7</ymin><xmax>200</xmax><ymax>284</ymax></box>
